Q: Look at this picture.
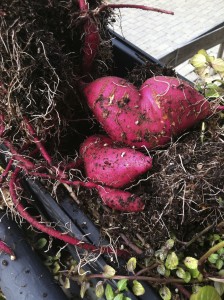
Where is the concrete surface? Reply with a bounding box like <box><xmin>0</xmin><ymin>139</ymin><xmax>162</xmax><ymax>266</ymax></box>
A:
<box><xmin>108</xmin><ymin>0</ymin><xmax>224</xmax><ymax>79</ymax></box>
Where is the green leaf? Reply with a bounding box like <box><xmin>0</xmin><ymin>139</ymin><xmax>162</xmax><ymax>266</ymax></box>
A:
<box><xmin>80</xmin><ymin>282</ymin><xmax>90</xmax><ymax>299</ymax></box>
<box><xmin>212</xmin><ymin>58</ymin><xmax>224</xmax><ymax>73</ymax></box>
<box><xmin>164</xmin><ymin>269</ymin><xmax>171</xmax><ymax>278</ymax></box>
<box><xmin>207</xmin><ymin>55</ymin><xmax>215</xmax><ymax>63</ymax></box>
<box><xmin>190</xmin><ymin>286</ymin><xmax>221</xmax><ymax>300</ymax></box>
<box><xmin>117</xmin><ymin>279</ymin><xmax>128</xmax><ymax>292</ymax></box>
<box><xmin>127</xmin><ymin>257</ymin><xmax>137</xmax><ymax>273</ymax></box>
<box><xmin>132</xmin><ymin>280</ymin><xmax>145</xmax><ymax>296</ymax></box>
<box><xmin>176</xmin><ymin>267</ymin><xmax>186</xmax><ymax>279</ymax></box>
<box><xmin>189</xmin><ymin>268</ymin><xmax>200</xmax><ymax>279</ymax></box>
<box><xmin>198</xmin><ymin>49</ymin><xmax>208</xmax><ymax>57</ymax></box>
<box><xmin>157</xmin><ymin>264</ymin><xmax>166</xmax><ymax>276</ymax></box>
<box><xmin>155</xmin><ymin>249</ymin><xmax>167</xmax><ymax>261</ymax></box>
<box><xmin>53</xmin><ymin>262</ymin><xmax>60</xmax><ymax>274</ymax></box>
<box><xmin>208</xmin><ymin>253</ymin><xmax>219</xmax><ymax>264</ymax></box>
<box><xmin>114</xmin><ymin>294</ymin><xmax>124</xmax><ymax>300</ymax></box>
<box><xmin>214</xmin><ymin>269</ymin><xmax>224</xmax><ymax>296</ymax></box>
<box><xmin>105</xmin><ymin>284</ymin><xmax>114</xmax><ymax>300</ymax></box>
<box><xmin>216</xmin><ymin>259</ymin><xmax>224</xmax><ymax>270</ymax></box>
<box><xmin>195</xmin><ymin>66</ymin><xmax>209</xmax><ymax>78</ymax></box>
<box><xmin>159</xmin><ymin>286</ymin><xmax>172</xmax><ymax>300</ymax></box>
<box><xmin>95</xmin><ymin>281</ymin><xmax>104</xmax><ymax>298</ymax></box>
<box><xmin>184</xmin><ymin>257</ymin><xmax>198</xmax><ymax>269</ymax></box>
<box><xmin>217</xmin><ymin>248</ymin><xmax>224</xmax><ymax>256</ymax></box>
<box><xmin>183</xmin><ymin>271</ymin><xmax>191</xmax><ymax>283</ymax></box>
<box><xmin>103</xmin><ymin>265</ymin><xmax>116</xmax><ymax>278</ymax></box>
<box><xmin>35</xmin><ymin>238</ymin><xmax>48</xmax><ymax>249</ymax></box>
<box><xmin>63</xmin><ymin>277</ymin><xmax>70</xmax><ymax>289</ymax></box>
<box><xmin>190</xmin><ymin>53</ymin><xmax>207</xmax><ymax>68</ymax></box>
<box><xmin>165</xmin><ymin>239</ymin><xmax>175</xmax><ymax>250</ymax></box>
<box><xmin>165</xmin><ymin>252</ymin><xmax>179</xmax><ymax>270</ymax></box>
<box><xmin>205</xmin><ymin>89</ymin><xmax>220</xmax><ymax>98</ymax></box>
<box><xmin>44</xmin><ymin>256</ymin><xmax>53</xmax><ymax>266</ymax></box>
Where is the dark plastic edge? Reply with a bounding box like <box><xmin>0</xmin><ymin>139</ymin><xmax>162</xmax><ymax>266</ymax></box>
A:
<box><xmin>0</xmin><ymin>211</ymin><xmax>68</xmax><ymax>300</ymax></box>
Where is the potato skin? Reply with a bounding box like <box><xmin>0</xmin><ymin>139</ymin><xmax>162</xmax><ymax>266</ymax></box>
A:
<box><xmin>84</xmin><ymin>76</ymin><xmax>211</xmax><ymax>149</ymax></box>
<box><xmin>80</xmin><ymin>135</ymin><xmax>152</xmax><ymax>188</ymax></box>
<box><xmin>97</xmin><ymin>186</ymin><xmax>145</xmax><ymax>212</ymax></box>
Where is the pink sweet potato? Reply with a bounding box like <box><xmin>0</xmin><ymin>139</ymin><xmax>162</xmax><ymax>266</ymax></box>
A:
<box><xmin>83</xmin><ymin>76</ymin><xmax>211</xmax><ymax>149</ymax></box>
<box><xmin>97</xmin><ymin>186</ymin><xmax>144</xmax><ymax>212</ymax></box>
<box><xmin>80</xmin><ymin>134</ymin><xmax>152</xmax><ymax>188</ymax></box>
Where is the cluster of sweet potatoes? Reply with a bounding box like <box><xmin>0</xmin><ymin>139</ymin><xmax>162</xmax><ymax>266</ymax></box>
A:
<box><xmin>1</xmin><ymin>0</ymin><xmax>222</xmax><ymax>257</ymax></box>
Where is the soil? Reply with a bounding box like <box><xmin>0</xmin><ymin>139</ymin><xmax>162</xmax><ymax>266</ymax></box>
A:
<box><xmin>1</xmin><ymin>2</ymin><xmax>224</xmax><ymax>299</ymax></box>
<box><xmin>75</xmin><ymin>115</ymin><xmax>224</xmax><ymax>258</ymax></box>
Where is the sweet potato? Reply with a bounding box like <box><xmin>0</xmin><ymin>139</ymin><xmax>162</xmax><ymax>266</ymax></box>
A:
<box><xmin>80</xmin><ymin>134</ymin><xmax>152</xmax><ymax>188</ymax></box>
<box><xmin>83</xmin><ymin>76</ymin><xmax>211</xmax><ymax>149</ymax></box>
<box><xmin>97</xmin><ymin>186</ymin><xmax>144</xmax><ymax>212</ymax></box>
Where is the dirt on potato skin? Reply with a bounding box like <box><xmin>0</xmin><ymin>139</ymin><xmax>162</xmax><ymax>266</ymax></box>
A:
<box><xmin>75</xmin><ymin>115</ymin><xmax>224</xmax><ymax>258</ymax></box>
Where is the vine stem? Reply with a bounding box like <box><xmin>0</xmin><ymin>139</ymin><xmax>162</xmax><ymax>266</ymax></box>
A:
<box><xmin>86</xmin><ymin>274</ymin><xmax>208</xmax><ymax>284</ymax></box>
<box><xmin>9</xmin><ymin>168</ymin><xmax>128</xmax><ymax>257</ymax></box>
<box><xmin>173</xmin><ymin>283</ymin><xmax>191</xmax><ymax>299</ymax></box>
<box><xmin>179</xmin><ymin>224</ymin><xmax>214</xmax><ymax>252</ymax></box>
<box><xmin>23</xmin><ymin>117</ymin><xmax>66</xmax><ymax>179</ymax></box>
<box><xmin>0</xmin><ymin>240</ymin><xmax>16</xmax><ymax>260</ymax></box>
<box><xmin>198</xmin><ymin>240</ymin><xmax>224</xmax><ymax>268</ymax></box>
<box><xmin>23</xmin><ymin>116</ymin><xmax>53</xmax><ymax>166</ymax></box>
<box><xmin>3</xmin><ymin>140</ymin><xmax>35</xmax><ymax>170</ymax></box>
<box><xmin>97</xmin><ymin>4</ymin><xmax>174</xmax><ymax>15</ymax></box>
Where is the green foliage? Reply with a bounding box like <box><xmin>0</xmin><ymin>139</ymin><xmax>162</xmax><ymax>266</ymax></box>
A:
<box><xmin>126</xmin><ymin>257</ymin><xmax>137</xmax><ymax>273</ymax></box>
<box><xmin>184</xmin><ymin>257</ymin><xmax>198</xmax><ymax>270</ymax></box>
<box><xmin>165</xmin><ymin>252</ymin><xmax>179</xmax><ymax>270</ymax></box>
<box><xmin>159</xmin><ymin>286</ymin><xmax>172</xmax><ymax>300</ymax></box>
<box><xmin>80</xmin><ymin>281</ymin><xmax>90</xmax><ymax>299</ymax></box>
<box><xmin>105</xmin><ymin>284</ymin><xmax>114</xmax><ymax>300</ymax></box>
<box><xmin>190</xmin><ymin>49</ymin><xmax>224</xmax><ymax>98</ymax></box>
<box><xmin>207</xmin><ymin>247</ymin><xmax>224</xmax><ymax>270</ymax></box>
<box><xmin>96</xmin><ymin>281</ymin><xmax>104</xmax><ymax>298</ymax></box>
<box><xmin>103</xmin><ymin>265</ymin><xmax>116</xmax><ymax>278</ymax></box>
<box><xmin>113</xmin><ymin>294</ymin><xmax>123</xmax><ymax>300</ymax></box>
<box><xmin>117</xmin><ymin>279</ymin><xmax>128</xmax><ymax>292</ymax></box>
<box><xmin>190</xmin><ymin>286</ymin><xmax>221</xmax><ymax>300</ymax></box>
<box><xmin>132</xmin><ymin>280</ymin><xmax>145</xmax><ymax>296</ymax></box>
<box><xmin>34</xmin><ymin>238</ymin><xmax>48</xmax><ymax>249</ymax></box>
<box><xmin>213</xmin><ymin>270</ymin><xmax>224</xmax><ymax>296</ymax></box>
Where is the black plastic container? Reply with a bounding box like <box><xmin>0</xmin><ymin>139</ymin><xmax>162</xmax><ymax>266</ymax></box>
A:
<box><xmin>0</xmin><ymin>32</ymin><xmax>164</xmax><ymax>300</ymax></box>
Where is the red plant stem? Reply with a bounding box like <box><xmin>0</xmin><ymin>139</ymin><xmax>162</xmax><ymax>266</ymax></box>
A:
<box><xmin>82</xmin><ymin>19</ymin><xmax>100</xmax><ymax>74</ymax></box>
<box><xmin>173</xmin><ymin>283</ymin><xmax>191</xmax><ymax>299</ymax></box>
<box><xmin>63</xmin><ymin>158</ymin><xmax>83</xmax><ymax>171</ymax></box>
<box><xmin>23</xmin><ymin>117</ymin><xmax>66</xmax><ymax>179</ymax></box>
<box><xmin>0</xmin><ymin>240</ymin><xmax>16</xmax><ymax>260</ymax></box>
<box><xmin>10</xmin><ymin>168</ymin><xmax>128</xmax><ymax>257</ymax></box>
<box><xmin>119</xmin><ymin>233</ymin><xmax>143</xmax><ymax>255</ymax></box>
<box><xmin>78</xmin><ymin>0</ymin><xmax>88</xmax><ymax>10</ymax></box>
<box><xmin>77</xmin><ymin>0</ymin><xmax>100</xmax><ymax>75</ymax></box>
<box><xmin>28</xmin><ymin>171</ymin><xmax>98</xmax><ymax>189</ymax></box>
<box><xmin>217</xmin><ymin>105</ymin><xmax>224</xmax><ymax>111</ymax></box>
<box><xmin>23</xmin><ymin>117</ymin><xmax>53</xmax><ymax>166</ymax></box>
<box><xmin>98</xmin><ymin>4</ymin><xmax>174</xmax><ymax>15</ymax></box>
<box><xmin>0</xmin><ymin>158</ymin><xmax>13</xmax><ymax>184</ymax></box>
<box><xmin>3</xmin><ymin>140</ymin><xmax>35</xmax><ymax>170</ymax></box>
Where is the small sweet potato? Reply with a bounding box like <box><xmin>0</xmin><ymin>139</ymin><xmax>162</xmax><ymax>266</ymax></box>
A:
<box><xmin>80</xmin><ymin>135</ymin><xmax>152</xmax><ymax>188</ymax></box>
<box><xmin>97</xmin><ymin>186</ymin><xmax>144</xmax><ymax>212</ymax></box>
